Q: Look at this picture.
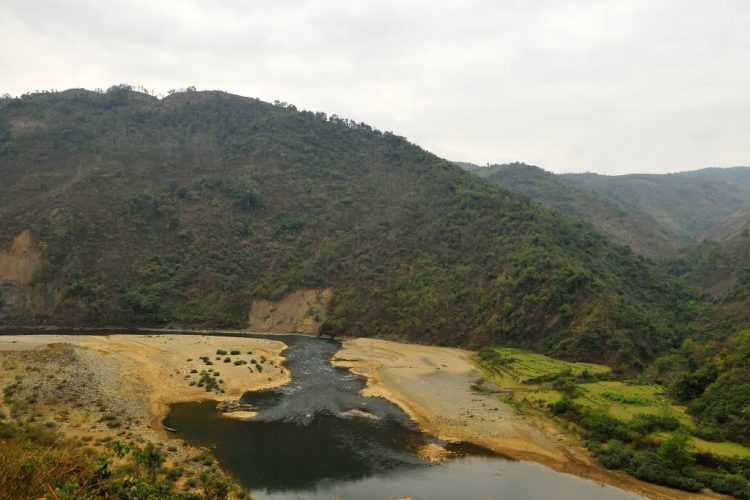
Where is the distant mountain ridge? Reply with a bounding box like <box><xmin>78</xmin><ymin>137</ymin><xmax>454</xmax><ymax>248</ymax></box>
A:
<box><xmin>458</xmin><ymin>161</ymin><xmax>750</xmax><ymax>258</ymax></box>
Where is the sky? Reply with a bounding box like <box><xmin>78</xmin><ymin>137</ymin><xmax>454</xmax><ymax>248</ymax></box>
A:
<box><xmin>1</xmin><ymin>1</ymin><xmax>749</xmax><ymax>175</ymax></box>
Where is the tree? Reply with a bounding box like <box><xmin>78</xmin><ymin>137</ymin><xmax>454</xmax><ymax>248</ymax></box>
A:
<box><xmin>134</xmin><ymin>443</ymin><xmax>165</xmax><ymax>482</ymax></box>
<box><xmin>200</xmin><ymin>468</ymin><xmax>233</xmax><ymax>500</ymax></box>
<box><xmin>657</xmin><ymin>427</ymin><xmax>694</xmax><ymax>471</ymax></box>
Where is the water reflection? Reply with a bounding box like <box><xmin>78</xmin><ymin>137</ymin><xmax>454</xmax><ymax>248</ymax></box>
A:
<box><xmin>166</xmin><ymin>335</ymin><xmax>640</xmax><ymax>500</ymax></box>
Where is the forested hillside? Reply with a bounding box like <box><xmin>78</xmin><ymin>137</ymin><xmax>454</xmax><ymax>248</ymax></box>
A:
<box><xmin>465</xmin><ymin>162</ymin><xmax>677</xmax><ymax>258</ymax></box>
<box><xmin>563</xmin><ymin>170</ymin><xmax>750</xmax><ymax>246</ymax></box>
<box><xmin>461</xmin><ymin>162</ymin><xmax>750</xmax><ymax>258</ymax></box>
<box><xmin>679</xmin><ymin>166</ymin><xmax>750</xmax><ymax>184</ymax></box>
<box><xmin>0</xmin><ymin>87</ymin><xmax>700</xmax><ymax>366</ymax></box>
<box><xmin>704</xmin><ymin>206</ymin><xmax>750</xmax><ymax>241</ymax></box>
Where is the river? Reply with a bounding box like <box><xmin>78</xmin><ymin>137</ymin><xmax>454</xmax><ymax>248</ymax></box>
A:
<box><xmin>165</xmin><ymin>334</ymin><xmax>641</xmax><ymax>500</ymax></box>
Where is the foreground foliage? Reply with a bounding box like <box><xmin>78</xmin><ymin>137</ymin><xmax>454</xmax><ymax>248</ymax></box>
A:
<box><xmin>0</xmin><ymin>421</ymin><xmax>242</xmax><ymax>500</ymax></box>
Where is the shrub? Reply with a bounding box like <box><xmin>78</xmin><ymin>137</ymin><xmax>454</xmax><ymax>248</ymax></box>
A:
<box><xmin>584</xmin><ymin>409</ymin><xmax>629</xmax><ymax>442</ymax></box>
<box><xmin>133</xmin><ymin>442</ymin><xmax>166</xmax><ymax>482</ymax></box>
<box><xmin>549</xmin><ymin>399</ymin><xmax>570</xmax><ymax>416</ymax></box>
<box><xmin>165</xmin><ymin>466</ymin><xmax>184</xmax><ymax>481</ymax></box>
<box><xmin>230</xmin><ymin>350</ymin><xmax>240</xmax><ymax>355</ymax></box>
<box><xmin>598</xmin><ymin>440</ymin><xmax>633</xmax><ymax>470</ymax></box>
<box><xmin>696</xmin><ymin>471</ymin><xmax>750</xmax><ymax>499</ymax></box>
<box><xmin>628</xmin><ymin>413</ymin><xmax>681</xmax><ymax>436</ymax></box>
<box><xmin>657</xmin><ymin>428</ymin><xmax>695</xmax><ymax>471</ymax></box>
<box><xmin>216</xmin><ymin>350</ymin><xmax>227</xmax><ymax>355</ymax></box>
<box><xmin>627</xmin><ymin>451</ymin><xmax>702</xmax><ymax>491</ymax></box>
<box><xmin>602</xmin><ymin>391</ymin><xmax>651</xmax><ymax>405</ymax></box>
<box><xmin>200</xmin><ymin>468</ymin><xmax>231</xmax><ymax>500</ymax></box>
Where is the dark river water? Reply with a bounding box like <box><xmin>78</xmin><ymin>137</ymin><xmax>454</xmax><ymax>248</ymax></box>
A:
<box><xmin>162</xmin><ymin>334</ymin><xmax>641</xmax><ymax>500</ymax></box>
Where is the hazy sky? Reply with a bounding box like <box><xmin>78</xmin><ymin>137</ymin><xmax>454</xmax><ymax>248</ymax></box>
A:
<box><xmin>2</xmin><ymin>1</ymin><xmax>749</xmax><ymax>174</ymax></box>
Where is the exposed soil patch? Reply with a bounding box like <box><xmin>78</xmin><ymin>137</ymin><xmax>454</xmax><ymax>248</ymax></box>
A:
<box><xmin>0</xmin><ymin>230</ymin><xmax>43</xmax><ymax>284</ymax></box>
<box><xmin>248</xmin><ymin>288</ymin><xmax>332</xmax><ymax>334</ymax></box>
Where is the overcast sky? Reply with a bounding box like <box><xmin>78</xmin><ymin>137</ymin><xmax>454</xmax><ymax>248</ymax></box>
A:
<box><xmin>1</xmin><ymin>1</ymin><xmax>749</xmax><ymax>174</ymax></box>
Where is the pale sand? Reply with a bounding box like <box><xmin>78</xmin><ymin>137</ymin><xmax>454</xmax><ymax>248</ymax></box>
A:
<box><xmin>0</xmin><ymin>334</ymin><xmax>289</xmax><ymax>440</ymax></box>
<box><xmin>334</xmin><ymin>338</ymin><xmax>731</xmax><ymax>500</ymax></box>
<box><xmin>220</xmin><ymin>411</ymin><xmax>259</xmax><ymax>419</ymax></box>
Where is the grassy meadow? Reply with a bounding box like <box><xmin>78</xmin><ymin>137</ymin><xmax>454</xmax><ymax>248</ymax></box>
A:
<box><xmin>474</xmin><ymin>347</ymin><xmax>749</xmax><ymax>458</ymax></box>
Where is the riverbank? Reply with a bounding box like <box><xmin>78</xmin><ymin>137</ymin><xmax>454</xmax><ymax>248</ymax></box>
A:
<box><xmin>333</xmin><ymin>338</ymin><xmax>731</xmax><ymax>500</ymax></box>
<box><xmin>0</xmin><ymin>334</ymin><xmax>289</xmax><ymax>454</ymax></box>
<box><xmin>0</xmin><ymin>323</ymin><xmax>317</xmax><ymax>338</ymax></box>
<box><xmin>0</xmin><ymin>330</ymin><xmax>731</xmax><ymax>500</ymax></box>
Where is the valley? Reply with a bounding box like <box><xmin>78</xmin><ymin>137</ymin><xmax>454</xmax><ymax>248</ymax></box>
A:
<box><xmin>0</xmin><ymin>329</ymin><xmax>724</xmax><ymax>500</ymax></box>
<box><xmin>1</xmin><ymin>87</ymin><xmax>749</xmax><ymax>500</ymax></box>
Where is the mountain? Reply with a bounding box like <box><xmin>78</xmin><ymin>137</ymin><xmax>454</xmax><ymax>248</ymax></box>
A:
<box><xmin>678</xmin><ymin>166</ymin><xmax>750</xmax><ymax>184</ymax></box>
<box><xmin>463</xmin><ymin>162</ymin><xmax>678</xmax><ymax>258</ymax></box>
<box><xmin>0</xmin><ymin>87</ymin><xmax>698</xmax><ymax>367</ymax></box>
<box><xmin>658</xmin><ymin>233</ymin><xmax>750</xmax><ymax>444</ymax></box>
<box><xmin>563</xmin><ymin>169</ymin><xmax>750</xmax><ymax>246</ymax></box>
<box><xmin>662</xmin><ymin>233</ymin><xmax>750</xmax><ymax>328</ymax></box>
<box><xmin>704</xmin><ymin>206</ymin><xmax>750</xmax><ymax>241</ymax></box>
<box><xmin>460</xmin><ymin>162</ymin><xmax>750</xmax><ymax>258</ymax></box>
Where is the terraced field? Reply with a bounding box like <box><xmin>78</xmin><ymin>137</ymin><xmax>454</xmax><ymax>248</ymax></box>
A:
<box><xmin>474</xmin><ymin>347</ymin><xmax>750</xmax><ymax>458</ymax></box>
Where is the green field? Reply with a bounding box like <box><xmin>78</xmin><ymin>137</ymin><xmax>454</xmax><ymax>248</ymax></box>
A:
<box><xmin>475</xmin><ymin>347</ymin><xmax>750</xmax><ymax>460</ymax></box>
<box><xmin>475</xmin><ymin>347</ymin><xmax>610</xmax><ymax>389</ymax></box>
<box><xmin>650</xmin><ymin>433</ymin><xmax>750</xmax><ymax>458</ymax></box>
<box><xmin>475</xmin><ymin>347</ymin><xmax>691</xmax><ymax>423</ymax></box>
<box><xmin>692</xmin><ymin>437</ymin><xmax>750</xmax><ymax>458</ymax></box>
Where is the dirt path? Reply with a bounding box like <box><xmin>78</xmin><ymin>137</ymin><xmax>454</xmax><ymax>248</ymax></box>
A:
<box><xmin>333</xmin><ymin>338</ymin><xmax>730</xmax><ymax>500</ymax></box>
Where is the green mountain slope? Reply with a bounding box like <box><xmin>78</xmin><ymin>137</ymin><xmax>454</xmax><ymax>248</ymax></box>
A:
<box><xmin>463</xmin><ymin>162</ymin><xmax>678</xmax><ymax>258</ymax></box>
<box><xmin>705</xmin><ymin>207</ymin><xmax>750</xmax><ymax>241</ymax></box>
<box><xmin>0</xmin><ymin>87</ymin><xmax>698</xmax><ymax>366</ymax></box>
<box><xmin>662</xmin><ymin>233</ymin><xmax>750</xmax><ymax>336</ymax></box>
<box><xmin>563</xmin><ymin>170</ymin><xmax>750</xmax><ymax>246</ymax></box>
<box><xmin>678</xmin><ymin>166</ymin><xmax>750</xmax><ymax>184</ymax></box>
<box><xmin>663</xmin><ymin>237</ymin><xmax>750</xmax><ymax>296</ymax></box>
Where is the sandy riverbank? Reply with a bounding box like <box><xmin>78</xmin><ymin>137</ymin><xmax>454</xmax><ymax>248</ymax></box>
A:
<box><xmin>0</xmin><ymin>331</ymin><xmax>732</xmax><ymax>500</ymax></box>
<box><xmin>0</xmin><ymin>334</ymin><xmax>289</xmax><ymax>445</ymax></box>
<box><xmin>333</xmin><ymin>338</ymin><xmax>731</xmax><ymax>500</ymax></box>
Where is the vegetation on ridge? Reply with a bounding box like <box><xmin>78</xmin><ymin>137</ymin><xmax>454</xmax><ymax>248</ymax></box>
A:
<box><xmin>0</xmin><ymin>86</ymin><xmax>700</xmax><ymax>367</ymax></box>
<box><xmin>459</xmin><ymin>161</ymin><xmax>750</xmax><ymax>258</ymax></box>
<box><xmin>463</xmin><ymin>162</ymin><xmax>678</xmax><ymax>258</ymax></box>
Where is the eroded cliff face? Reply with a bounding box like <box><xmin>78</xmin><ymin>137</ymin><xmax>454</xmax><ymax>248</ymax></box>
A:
<box><xmin>0</xmin><ymin>230</ymin><xmax>53</xmax><ymax>324</ymax></box>
<box><xmin>0</xmin><ymin>230</ymin><xmax>43</xmax><ymax>283</ymax></box>
<box><xmin>248</xmin><ymin>289</ymin><xmax>332</xmax><ymax>334</ymax></box>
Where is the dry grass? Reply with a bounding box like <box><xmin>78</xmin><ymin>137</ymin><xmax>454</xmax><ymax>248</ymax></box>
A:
<box><xmin>0</xmin><ymin>432</ymin><xmax>104</xmax><ymax>500</ymax></box>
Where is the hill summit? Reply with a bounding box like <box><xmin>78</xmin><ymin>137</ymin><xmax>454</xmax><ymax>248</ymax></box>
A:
<box><xmin>0</xmin><ymin>86</ymin><xmax>697</xmax><ymax>367</ymax></box>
